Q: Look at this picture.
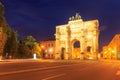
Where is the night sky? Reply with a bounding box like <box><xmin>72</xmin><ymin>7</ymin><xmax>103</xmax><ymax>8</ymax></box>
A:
<box><xmin>1</xmin><ymin>0</ymin><xmax>120</xmax><ymax>51</ymax></box>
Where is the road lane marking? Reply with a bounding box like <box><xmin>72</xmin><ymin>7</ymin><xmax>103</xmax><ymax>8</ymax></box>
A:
<box><xmin>41</xmin><ymin>73</ymin><xmax>66</xmax><ymax>80</ymax></box>
<box><xmin>0</xmin><ymin>64</ymin><xmax>78</xmax><ymax>76</ymax></box>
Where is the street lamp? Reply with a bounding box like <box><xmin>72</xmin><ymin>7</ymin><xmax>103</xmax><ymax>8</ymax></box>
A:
<box><xmin>41</xmin><ymin>45</ymin><xmax>44</xmax><ymax>49</ymax></box>
<box><xmin>49</xmin><ymin>48</ymin><xmax>53</xmax><ymax>53</ymax></box>
<box><xmin>111</xmin><ymin>50</ymin><xmax>115</xmax><ymax>59</ymax></box>
<box><xmin>111</xmin><ymin>50</ymin><xmax>115</xmax><ymax>53</ymax></box>
<box><xmin>49</xmin><ymin>48</ymin><xmax>53</xmax><ymax>59</ymax></box>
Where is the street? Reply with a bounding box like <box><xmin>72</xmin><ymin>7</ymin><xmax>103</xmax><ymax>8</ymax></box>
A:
<box><xmin>0</xmin><ymin>59</ymin><xmax>120</xmax><ymax>80</ymax></box>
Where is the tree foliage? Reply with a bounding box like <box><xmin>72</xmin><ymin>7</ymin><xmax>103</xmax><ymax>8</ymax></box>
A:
<box><xmin>17</xmin><ymin>40</ymin><xmax>32</xmax><ymax>58</ymax></box>
<box><xmin>3</xmin><ymin>28</ymin><xmax>41</xmax><ymax>59</ymax></box>
<box><xmin>17</xmin><ymin>35</ymin><xmax>41</xmax><ymax>58</ymax></box>
<box><xmin>1</xmin><ymin>3</ymin><xmax>41</xmax><ymax>59</ymax></box>
<box><xmin>33</xmin><ymin>42</ymin><xmax>41</xmax><ymax>58</ymax></box>
<box><xmin>24</xmin><ymin>36</ymin><xmax>36</xmax><ymax>50</ymax></box>
<box><xmin>3</xmin><ymin>30</ymin><xmax>18</xmax><ymax>58</ymax></box>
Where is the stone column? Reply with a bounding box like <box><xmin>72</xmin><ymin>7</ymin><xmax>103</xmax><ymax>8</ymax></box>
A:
<box><xmin>80</xmin><ymin>36</ymin><xmax>86</xmax><ymax>60</ymax></box>
<box><xmin>66</xmin><ymin>26</ymin><xmax>71</xmax><ymax>59</ymax></box>
<box><xmin>93</xmin><ymin>30</ymin><xmax>99</xmax><ymax>59</ymax></box>
<box><xmin>80</xmin><ymin>26</ymin><xmax>86</xmax><ymax>60</ymax></box>
<box><xmin>55</xmin><ymin>27</ymin><xmax>61</xmax><ymax>59</ymax></box>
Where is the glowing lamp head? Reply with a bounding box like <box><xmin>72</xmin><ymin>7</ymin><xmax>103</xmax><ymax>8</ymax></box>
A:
<box><xmin>112</xmin><ymin>50</ymin><xmax>115</xmax><ymax>53</ymax></box>
<box><xmin>41</xmin><ymin>45</ymin><xmax>44</xmax><ymax>49</ymax></box>
<box><xmin>49</xmin><ymin>48</ymin><xmax>53</xmax><ymax>52</ymax></box>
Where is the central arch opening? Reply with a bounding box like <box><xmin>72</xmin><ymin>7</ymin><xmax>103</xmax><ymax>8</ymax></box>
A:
<box><xmin>74</xmin><ymin>41</ymin><xmax>80</xmax><ymax>48</ymax></box>
<box><xmin>72</xmin><ymin>40</ymin><xmax>80</xmax><ymax>59</ymax></box>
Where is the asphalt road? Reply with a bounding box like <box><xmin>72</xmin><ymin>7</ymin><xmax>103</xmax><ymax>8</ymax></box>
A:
<box><xmin>0</xmin><ymin>59</ymin><xmax>120</xmax><ymax>80</ymax></box>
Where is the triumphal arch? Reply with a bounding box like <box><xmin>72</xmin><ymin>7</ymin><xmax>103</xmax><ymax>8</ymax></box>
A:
<box><xmin>55</xmin><ymin>13</ymin><xmax>100</xmax><ymax>60</ymax></box>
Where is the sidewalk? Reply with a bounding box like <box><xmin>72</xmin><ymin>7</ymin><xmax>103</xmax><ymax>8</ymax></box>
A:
<box><xmin>1</xmin><ymin>58</ymin><xmax>120</xmax><ymax>63</ymax></box>
<box><xmin>99</xmin><ymin>59</ymin><xmax>120</xmax><ymax>63</ymax></box>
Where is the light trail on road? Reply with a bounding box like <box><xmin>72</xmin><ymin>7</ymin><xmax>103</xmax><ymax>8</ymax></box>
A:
<box><xmin>1</xmin><ymin>60</ymin><xmax>120</xmax><ymax>80</ymax></box>
<box><xmin>0</xmin><ymin>63</ymin><xmax>79</xmax><ymax>76</ymax></box>
<box><xmin>41</xmin><ymin>73</ymin><xmax>66</xmax><ymax>80</ymax></box>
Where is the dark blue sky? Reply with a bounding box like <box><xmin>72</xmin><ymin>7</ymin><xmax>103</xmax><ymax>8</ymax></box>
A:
<box><xmin>1</xmin><ymin>0</ymin><xmax>120</xmax><ymax>51</ymax></box>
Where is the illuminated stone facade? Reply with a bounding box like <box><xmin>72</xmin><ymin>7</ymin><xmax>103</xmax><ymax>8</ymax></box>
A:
<box><xmin>40</xmin><ymin>40</ymin><xmax>55</xmax><ymax>59</ymax></box>
<box><xmin>102</xmin><ymin>34</ymin><xmax>120</xmax><ymax>60</ymax></box>
<box><xmin>55</xmin><ymin>13</ymin><xmax>99</xmax><ymax>60</ymax></box>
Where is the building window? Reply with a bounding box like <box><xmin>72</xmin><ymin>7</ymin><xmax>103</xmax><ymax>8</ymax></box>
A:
<box><xmin>48</xmin><ymin>43</ymin><xmax>50</xmax><ymax>47</ymax></box>
<box><xmin>51</xmin><ymin>43</ymin><xmax>53</xmax><ymax>47</ymax></box>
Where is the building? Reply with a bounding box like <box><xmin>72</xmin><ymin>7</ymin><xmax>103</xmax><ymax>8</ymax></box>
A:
<box><xmin>55</xmin><ymin>13</ymin><xmax>100</xmax><ymax>60</ymax></box>
<box><xmin>39</xmin><ymin>40</ymin><xmax>55</xmax><ymax>59</ymax></box>
<box><xmin>102</xmin><ymin>34</ymin><xmax>120</xmax><ymax>60</ymax></box>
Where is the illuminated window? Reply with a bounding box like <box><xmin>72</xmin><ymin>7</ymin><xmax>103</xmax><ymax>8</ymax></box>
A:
<box><xmin>51</xmin><ymin>43</ymin><xmax>53</xmax><ymax>47</ymax></box>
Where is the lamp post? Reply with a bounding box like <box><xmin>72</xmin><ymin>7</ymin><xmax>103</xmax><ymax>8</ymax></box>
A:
<box><xmin>49</xmin><ymin>48</ymin><xmax>53</xmax><ymax>58</ymax></box>
<box><xmin>41</xmin><ymin>45</ymin><xmax>45</xmax><ymax>59</ymax></box>
<box><xmin>111</xmin><ymin>50</ymin><xmax>115</xmax><ymax>59</ymax></box>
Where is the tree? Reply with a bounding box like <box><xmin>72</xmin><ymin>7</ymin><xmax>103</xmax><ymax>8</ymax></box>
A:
<box><xmin>24</xmin><ymin>36</ymin><xmax>36</xmax><ymax>54</ymax></box>
<box><xmin>3</xmin><ymin>25</ymin><xmax>12</xmax><ymax>58</ymax></box>
<box><xmin>3</xmin><ymin>30</ymin><xmax>18</xmax><ymax>59</ymax></box>
<box><xmin>18</xmin><ymin>40</ymin><xmax>32</xmax><ymax>58</ymax></box>
<box><xmin>33</xmin><ymin>42</ymin><xmax>41</xmax><ymax>58</ymax></box>
<box><xmin>0</xmin><ymin>2</ymin><xmax>12</xmax><ymax>59</ymax></box>
<box><xmin>24</xmin><ymin>36</ymin><xmax>36</xmax><ymax>50</ymax></box>
<box><xmin>0</xmin><ymin>2</ymin><xmax>4</xmax><ymax>17</ymax></box>
<box><xmin>17</xmin><ymin>36</ymin><xmax>37</xmax><ymax>58</ymax></box>
<box><xmin>9</xmin><ymin>30</ymin><xmax>18</xmax><ymax>58</ymax></box>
